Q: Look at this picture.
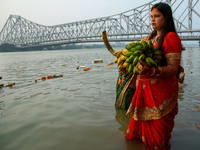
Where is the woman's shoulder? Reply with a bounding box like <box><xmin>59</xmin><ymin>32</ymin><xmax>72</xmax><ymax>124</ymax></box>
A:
<box><xmin>165</xmin><ymin>32</ymin><xmax>180</xmax><ymax>41</ymax></box>
<box><xmin>163</xmin><ymin>32</ymin><xmax>182</xmax><ymax>53</ymax></box>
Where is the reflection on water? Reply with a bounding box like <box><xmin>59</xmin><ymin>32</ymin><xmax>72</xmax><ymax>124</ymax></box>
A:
<box><xmin>115</xmin><ymin>108</ymin><xmax>130</xmax><ymax>134</ymax></box>
<box><xmin>0</xmin><ymin>47</ymin><xmax>200</xmax><ymax>150</ymax></box>
<box><xmin>196</xmin><ymin>124</ymin><xmax>200</xmax><ymax>129</ymax></box>
<box><xmin>115</xmin><ymin>108</ymin><xmax>148</xmax><ymax>150</ymax></box>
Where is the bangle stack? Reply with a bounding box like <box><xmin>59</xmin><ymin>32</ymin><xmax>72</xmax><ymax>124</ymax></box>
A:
<box><xmin>149</xmin><ymin>67</ymin><xmax>162</xmax><ymax>77</ymax></box>
<box><xmin>150</xmin><ymin>67</ymin><xmax>155</xmax><ymax>76</ymax></box>
<box><xmin>156</xmin><ymin>66</ymin><xmax>162</xmax><ymax>77</ymax></box>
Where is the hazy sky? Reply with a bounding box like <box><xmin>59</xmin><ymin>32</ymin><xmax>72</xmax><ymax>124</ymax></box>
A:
<box><xmin>0</xmin><ymin>0</ymin><xmax>151</xmax><ymax>31</ymax></box>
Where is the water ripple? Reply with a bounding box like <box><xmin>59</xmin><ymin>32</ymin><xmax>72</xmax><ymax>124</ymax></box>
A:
<box><xmin>0</xmin><ymin>48</ymin><xmax>200</xmax><ymax>150</ymax></box>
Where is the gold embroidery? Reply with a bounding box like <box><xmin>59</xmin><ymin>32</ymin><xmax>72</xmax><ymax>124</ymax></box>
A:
<box><xmin>142</xmin><ymin>136</ymin><xmax>145</xmax><ymax>142</ymax></box>
<box><xmin>142</xmin><ymin>84</ymin><xmax>146</xmax><ymax>89</ymax></box>
<box><xmin>166</xmin><ymin>53</ymin><xmax>181</xmax><ymax>60</ymax></box>
<box><xmin>151</xmin><ymin>79</ymin><xmax>157</xmax><ymax>84</ymax></box>
<box><xmin>126</xmin><ymin>92</ymin><xmax>178</xmax><ymax>121</ymax></box>
<box><xmin>115</xmin><ymin>74</ymin><xmax>135</xmax><ymax>108</ymax></box>
<box><xmin>139</xmin><ymin>79</ymin><xmax>151</xmax><ymax>81</ymax></box>
<box><xmin>127</xmin><ymin>129</ymin><xmax>130</xmax><ymax>134</ymax></box>
<box><xmin>141</xmin><ymin>36</ymin><xmax>149</xmax><ymax>42</ymax></box>
<box><xmin>154</xmin><ymin>146</ymin><xmax>159</xmax><ymax>150</ymax></box>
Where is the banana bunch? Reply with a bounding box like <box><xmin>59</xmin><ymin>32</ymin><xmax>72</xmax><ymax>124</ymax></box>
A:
<box><xmin>113</xmin><ymin>49</ymin><xmax>129</xmax><ymax>74</ymax></box>
<box><xmin>114</xmin><ymin>40</ymin><xmax>163</xmax><ymax>75</ymax></box>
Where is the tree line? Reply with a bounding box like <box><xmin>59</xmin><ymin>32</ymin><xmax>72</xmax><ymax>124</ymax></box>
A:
<box><xmin>0</xmin><ymin>43</ymin><xmax>126</xmax><ymax>52</ymax></box>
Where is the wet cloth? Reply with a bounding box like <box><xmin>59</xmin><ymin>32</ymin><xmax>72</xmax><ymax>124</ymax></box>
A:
<box><xmin>125</xmin><ymin>32</ymin><xmax>182</xmax><ymax>149</ymax></box>
<box><xmin>115</xmin><ymin>73</ymin><xmax>135</xmax><ymax>110</ymax></box>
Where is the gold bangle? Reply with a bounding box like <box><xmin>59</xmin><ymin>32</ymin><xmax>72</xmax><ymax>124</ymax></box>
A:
<box><xmin>150</xmin><ymin>67</ymin><xmax>155</xmax><ymax>76</ymax></box>
<box><xmin>156</xmin><ymin>66</ymin><xmax>162</xmax><ymax>77</ymax></box>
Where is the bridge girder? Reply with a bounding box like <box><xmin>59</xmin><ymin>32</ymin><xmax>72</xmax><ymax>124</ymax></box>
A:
<box><xmin>0</xmin><ymin>0</ymin><xmax>200</xmax><ymax>48</ymax></box>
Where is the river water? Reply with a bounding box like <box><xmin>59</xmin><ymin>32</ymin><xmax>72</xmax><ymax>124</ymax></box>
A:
<box><xmin>0</xmin><ymin>47</ymin><xmax>199</xmax><ymax>150</ymax></box>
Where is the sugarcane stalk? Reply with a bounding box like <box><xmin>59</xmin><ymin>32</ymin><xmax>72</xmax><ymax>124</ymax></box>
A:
<box><xmin>102</xmin><ymin>31</ymin><xmax>116</xmax><ymax>56</ymax></box>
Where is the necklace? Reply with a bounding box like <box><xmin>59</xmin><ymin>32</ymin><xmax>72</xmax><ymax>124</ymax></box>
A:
<box><xmin>152</xmin><ymin>36</ymin><xmax>160</xmax><ymax>45</ymax></box>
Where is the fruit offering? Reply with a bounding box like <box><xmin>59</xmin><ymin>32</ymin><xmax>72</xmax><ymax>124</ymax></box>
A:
<box><xmin>114</xmin><ymin>40</ymin><xmax>163</xmax><ymax>75</ymax></box>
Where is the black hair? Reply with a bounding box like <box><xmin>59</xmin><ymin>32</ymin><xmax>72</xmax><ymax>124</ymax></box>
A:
<box><xmin>150</xmin><ymin>2</ymin><xmax>177</xmax><ymax>66</ymax></box>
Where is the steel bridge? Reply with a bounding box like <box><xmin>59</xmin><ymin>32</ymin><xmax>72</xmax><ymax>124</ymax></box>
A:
<box><xmin>0</xmin><ymin>0</ymin><xmax>200</xmax><ymax>48</ymax></box>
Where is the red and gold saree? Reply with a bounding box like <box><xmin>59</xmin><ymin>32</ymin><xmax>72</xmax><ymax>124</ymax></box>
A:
<box><xmin>125</xmin><ymin>32</ymin><xmax>182</xmax><ymax>150</ymax></box>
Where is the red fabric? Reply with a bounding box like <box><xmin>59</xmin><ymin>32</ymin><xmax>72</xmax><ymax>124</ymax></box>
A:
<box><xmin>155</xmin><ymin>32</ymin><xmax>182</xmax><ymax>54</ymax></box>
<box><xmin>126</xmin><ymin>106</ymin><xmax>177</xmax><ymax>149</ymax></box>
<box><xmin>125</xmin><ymin>32</ymin><xmax>181</xmax><ymax>150</ymax></box>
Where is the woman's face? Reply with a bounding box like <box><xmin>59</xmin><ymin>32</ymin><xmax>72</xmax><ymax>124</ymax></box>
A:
<box><xmin>151</xmin><ymin>8</ymin><xmax>165</xmax><ymax>32</ymax></box>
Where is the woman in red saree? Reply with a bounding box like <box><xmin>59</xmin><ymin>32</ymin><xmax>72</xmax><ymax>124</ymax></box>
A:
<box><xmin>125</xmin><ymin>3</ymin><xmax>182</xmax><ymax>150</ymax></box>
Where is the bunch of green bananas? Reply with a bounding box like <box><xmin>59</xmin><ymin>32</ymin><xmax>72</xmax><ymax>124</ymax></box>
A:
<box><xmin>114</xmin><ymin>40</ymin><xmax>162</xmax><ymax>75</ymax></box>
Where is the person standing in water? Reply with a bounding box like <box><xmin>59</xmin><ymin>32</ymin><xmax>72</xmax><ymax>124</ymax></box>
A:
<box><xmin>125</xmin><ymin>3</ymin><xmax>182</xmax><ymax>149</ymax></box>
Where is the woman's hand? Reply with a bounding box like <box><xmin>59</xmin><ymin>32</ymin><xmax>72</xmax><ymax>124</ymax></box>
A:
<box><xmin>136</xmin><ymin>61</ymin><xmax>152</xmax><ymax>75</ymax></box>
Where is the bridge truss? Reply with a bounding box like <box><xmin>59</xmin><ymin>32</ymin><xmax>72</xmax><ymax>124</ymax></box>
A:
<box><xmin>0</xmin><ymin>0</ymin><xmax>200</xmax><ymax>48</ymax></box>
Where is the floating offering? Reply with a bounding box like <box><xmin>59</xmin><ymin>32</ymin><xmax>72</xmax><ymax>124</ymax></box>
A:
<box><xmin>35</xmin><ymin>74</ymin><xmax>63</xmax><ymax>83</ymax></box>
<box><xmin>5</xmin><ymin>82</ymin><xmax>15</xmax><ymax>87</ymax></box>
<box><xmin>0</xmin><ymin>84</ymin><xmax>4</xmax><ymax>88</ymax></box>
<box><xmin>47</xmin><ymin>75</ymin><xmax>52</xmax><ymax>79</ymax></box>
<box><xmin>0</xmin><ymin>77</ymin><xmax>15</xmax><ymax>88</ymax></box>
<box><xmin>41</xmin><ymin>76</ymin><xmax>46</xmax><ymax>81</ymax></box>
<box><xmin>76</xmin><ymin>66</ymin><xmax>86</xmax><ymax>69</ymax></box>
<box><xmin>76</xmin><ymin>66</ymin><xmax>91</xmax><ymax>71</ymax></box>
<box><xmin>52</xmin><ymin>74</ymin><xmax>63</xmax><ymax>78</ymax></box>
<box><xmin>83</xmin><ymin>68</ymin><xmax>91</xmax><ymax>71</ymax></box>
<box><xmin>93</xmin><ymin>59</ymin><xmax>103</xmax><ymax>63</ymax></box>
<box><xmin>107</xmin><ymin>62</ymin><xmax>114</xmax><ymax>66</ymax></box>
<box><xmin>0</xmin><ymin>83</ymin><xmax>15</xmax><ymax>88</ymax></box>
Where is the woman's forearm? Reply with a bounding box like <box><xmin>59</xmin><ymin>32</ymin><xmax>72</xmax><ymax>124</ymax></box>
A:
<box><xmin>155</xmin><ymin>60</ymin><xmax>180</xmax><ymax>77</ymax></box>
